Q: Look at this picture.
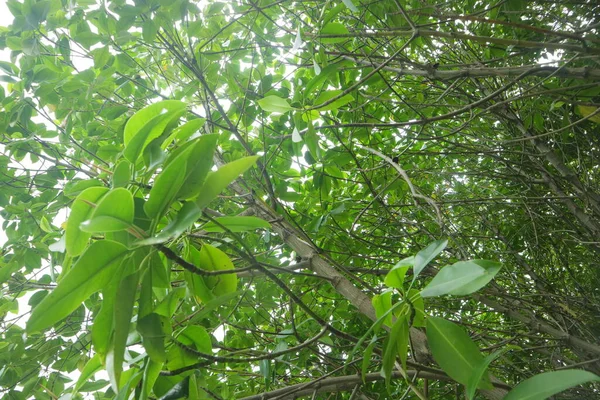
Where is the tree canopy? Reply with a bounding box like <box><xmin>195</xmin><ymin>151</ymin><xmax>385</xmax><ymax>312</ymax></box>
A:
<box><xmin>1</xmin><ymin>0</ymin><xmax>600</xmax><ymax>398</ymax></box>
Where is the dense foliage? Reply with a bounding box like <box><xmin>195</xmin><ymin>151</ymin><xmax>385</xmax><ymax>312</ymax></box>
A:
<box><xmin>1</xmin><ymin>0</ymin><xmax>600</xmax><ymax>398</ymax></box>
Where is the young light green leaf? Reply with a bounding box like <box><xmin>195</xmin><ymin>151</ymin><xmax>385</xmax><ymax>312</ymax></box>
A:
<box><xmin>420</xmin><ymin>260</ymin><xmax>502</xmax><ymax>298</ymax></box>
<box><xmin>384</xmin><ymin>256</ymin><xmax>414</xmax><ymax>289</ymax></box>
<box><xmin>195</xmin><ymin>156</ymin><xmax>259</xmax><ymax>210</ymax></box>
<box><xmin>175</xmin><ymin>134</ymin><xmax>219</xmax><ymax>200</ymax></box>
<box><xmin>313</xmin><ymin>90</ymin><xmax>354</xmax><ymax>111</ymax></box>
<box><xmin>504</xmin><ymin>370</ymin><xmax>600</xmax><ymax>400</ymax></box>
<box><xmin>426</xmin><ymin>317</ymin><xmax>492</xmax><ymax>388</ymax></box>
<box><xmin>412</xmin><ymin>239</ymin><xmax>447</xmax><ymax>282</ymax></box>
<box><xmin>177</xmin><ymin>325</ymin><xmax>212</xmax><ymax>353</ymax></box>
<box><xmin>144</xmin><ymin>145</ymin><xmax>193</xmax><ymax>220</ymax></box>
<box><xmin>66</xmin><ymin>187</ymin><xmax>109</xmax><ymax>256</ymax></box>
<box><xmin>257</xmin><ymin>95</ymin><xmax>295</xmax><ymax>114</ymax></box>
<box><xmin>202</xmin><ymin>216</ymin><xmax>271</xmax><ymax>232</ymax></box>
<box><xmin>27</xmin><ymin>240</ymin><xmax>129</xmax><ymax>332</ymax></box>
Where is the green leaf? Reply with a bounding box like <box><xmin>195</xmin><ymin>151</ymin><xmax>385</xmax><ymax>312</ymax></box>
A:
<box><xmin>412</xmin><ymin>239</ymin><xmax>447</xmax><ymax>282</ymax></box>
<box><xmin>177</xmin><ymin>325</ymin><xmax>212</xmax><ymax>353</ymax></box>
<box><xmin>467</xmin><ymin>346</ymin><xmax>518</xmax><ymax>400</ymax></box>
<box><xmin>185</xmin><ymin>244</ymin><xmax>237</xmax><ymax>302</ymax></box>
<box><xmin>257</xmin><ymin>95</ymin><xmax>295</xmax><ymax>114</ymax></box>
<box><xmin>504</xmin><ymin>370</ymin><xmax>600</xmax><ymax>400</ymax></box>
<box><xmin>426</xmin><ymin>317</ymin><xmax>491</xmax><ymax>388</ymax></box>
<box><xmin>144</xmin><ymin>144</ymin><xmax>193</xmax><ymax>220</ymax></box>
<box><xmin>381</xmin><ymin>314</ymin><xmax>409</xmax><ymax>389</ymax></box>
<box><xmin>112</xmin><ymin>159</ymin><xmax>132</xmax><ymax>188</ymax></box>
<box><xmin>320</xmin><ymin>22</ymin><xmax>350</xmax><ymax>44</ymax></box>
<box><xmin>361</xmin><ymin>335</ymin><xmax>379</xmax><ymax>382</ymax></box>
<box><xmin>66</xmin><ymin>186</ymin><xmax>110</xmax><ymax>256</ymax></box>
<box><xmin>27</xmin><ymin>240</ymin><xmax>129</xmax><ymax>332</ymax></box>
<box><xmin>73</xmin><ymin>354</ymin><xmax>102</xmax><ymax>394</ymax></box>
<box><xmin>384</xmin><ymin>256</ymin><xmax>414</xmax><ymax>289</ymax></box>
<box><xmin>196</xmin><ymin>156</ymin><xmax>259</xmax><ymax>210</ymax></box>
<box><xmin>313</xmin><ymin>90</ymin><xmax>354</xmax><ymax>111</ymax></box>
<box><xmin>420</xmin><ymin>260</ymin><xmax>502</xmax><ymax>298</ymax></box>
<box><xmin>202</xmin><ymin>216</ymin><xmax>271</xmax><ymax>232</ymax></box>
<box><xmin>140</xmin><ymin>359</ymin><xmax>162</xmax><ymax>400</ymax></box>
<box><xmin>176</xmin><ymin>134</ymin><xmax>219</xmax><ymax>200</ymax></box>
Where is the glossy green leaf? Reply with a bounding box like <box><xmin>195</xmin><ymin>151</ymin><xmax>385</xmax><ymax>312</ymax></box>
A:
<box><xmin>257</xmin><ymin>95</ymin><xmax>295</xmax><ymax>114</ymax></box>
<box><xmin>426</xmin><ymin>317</ymin><xmax>492</xmax><ymax>388</ymax></box>
<box><xmin>412</xmin><ymin>239</ymin><xmax>447</xmax><ymax>282</ymax></box>
<box><xmin>65</xmin><ymin>187</ymin><xmax>109</xmax><ymax>256</ymax></box>
<box><xmin>161</xmin><ymin>118</ymin><xmax>205</xmax><ymax>149</ymax></box>
<box><xmin>177</xmin><ymin>325</ymin><xmax>212</xmax><ymax>353</ymax></box>
<box><xmin>176</xmin><ymin>134</ymin><xmax>219</xmax><ymax>200</ymax></box>
<box><xmin>27</xmin><ymin>240</ymin><xmax>129</xmax><ymax>332</ymax></box>
<box><xmin>80</xmin><ymin>216</ymin><xmax>132</xmax><ymax>233</ymax></box>
<box><xmin>124</xmin><ymin>100</ymin><xmax>187</xmax><ymax>145</ymax></box>
<box><xmin>195</xmin><ymin>156</ymin><xmax>259</xmax><ymax>209</ymax></box>
<box><xmin>504</xmin><ymin>370</ymin><xmax>600</xmax><ymax>400</ymax></box>
<box><xmin>420</xmin><ymin>260</ymin><xmax>502</xmax><ymax>298</ymax></box>
<box><xmin>202</xmin><ymin>216</ymin><xmax>271</xmax><ymax>232</ymax></box>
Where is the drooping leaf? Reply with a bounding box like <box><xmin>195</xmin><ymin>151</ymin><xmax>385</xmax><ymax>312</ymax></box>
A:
<box><xmin>27</xmin><ymin>240</ymin><xmax>129</xmax><ymax>332</ymax></box>
<box><xmin>426</xmin><ymin>317</ymin><xmax>492</xmax><ymax>388</ymax></box>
